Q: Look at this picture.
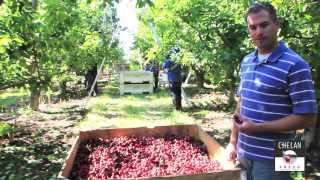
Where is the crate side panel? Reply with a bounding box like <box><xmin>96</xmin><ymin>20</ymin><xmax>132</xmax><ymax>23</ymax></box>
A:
<box><xmin>136</xmin><ymin>169</ymin><xmax>240</xmax><ymax>180</ymax></box>
<box><xmin>58</xmin><ymin>137</ymin><xmax>81</xmax><ymax>179</ymax></box>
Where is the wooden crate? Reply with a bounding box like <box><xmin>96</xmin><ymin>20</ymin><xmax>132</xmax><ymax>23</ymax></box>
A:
<box><xmin>119</xmin><ymin>83</ymin><xmax>153</xmax><ymax>95</ymax></box>
<box><xmin>120</xmin><ymin>71</ymin><xmax>154</xmax><ymax>84</ymax></box>
<box><xmin>58</xmin><ymin>124</ymin><xmax>240</xmax><ymax>180</ymax></box>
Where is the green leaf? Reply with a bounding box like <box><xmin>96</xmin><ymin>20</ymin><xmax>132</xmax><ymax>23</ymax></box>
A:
<box><xmin>0</xmin><ymin>122</ymin><xmax>12</xmax><ymax>137</ymax></box>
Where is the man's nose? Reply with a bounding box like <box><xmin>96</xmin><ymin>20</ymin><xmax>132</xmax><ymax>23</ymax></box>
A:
<box><xmin>256</xmin><ymin>27</ymin><xmax>264</xmax><ymax>36</ymax></box>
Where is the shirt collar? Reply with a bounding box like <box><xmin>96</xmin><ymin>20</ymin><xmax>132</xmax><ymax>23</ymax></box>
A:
<box><xmin>252</xmin><ymin>41</ymin><xmax>287</xmax><ymax>64</ymax></box>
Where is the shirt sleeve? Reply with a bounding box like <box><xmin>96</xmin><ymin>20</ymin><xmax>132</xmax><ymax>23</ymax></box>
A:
<box><xmin>162</xmin><ymin>61</ymin><xmax>168</xmax><ymax>69</ymax></box>
<box><xmin>288</xmin><ymin>60</ymin><xmax>318</xmax><ymax>114</ymax></box>
<box><xmin>163</xmin><ymin>60</ymin><xmax>173</xmax><ymax>70</ymax></box>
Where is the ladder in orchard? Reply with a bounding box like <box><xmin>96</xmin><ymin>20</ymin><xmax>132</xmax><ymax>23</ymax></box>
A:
<box><xmin>87</xmin><ymin>58</ymin><xmax>105</xmax><ymax>98</ymax></box>
<box><xmin>80</xmin><ymin>57</ymin><xmax>106</xmax><ymax>111</ymax></box>
<box><xmin>181</xmin><ymin>71</ymin><xmax>192</xmax><ymax>106</ymax></box>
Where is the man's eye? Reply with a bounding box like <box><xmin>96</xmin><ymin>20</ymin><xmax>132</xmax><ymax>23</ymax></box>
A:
<box><xmin>261</xmin><ymin>23</ymin><xmax>268</xmax><ymax>28</ymax></box>
<box><xmin>249</xmin><ymin>26</ymin><xmax>256</xmax><ymax>30</ymax></box>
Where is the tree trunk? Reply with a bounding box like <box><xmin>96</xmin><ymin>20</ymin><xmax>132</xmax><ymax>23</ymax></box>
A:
<box><xmin>29</xmin><ymin>53</ymin><xmax>41</xmax><ymax>110</ymax></box>
<box><xmin>192</xmin><ymin>66</ymin><xmax>205</xmax><ymax>88</ymax></box>
<box><xmin>29</xmin><ymin>0</ymin><xmax>40</xmax><ymax>111</ymax></box>
<box><xmin>30</xmin><ymin>83</ymin><xmax>40</xmax><ymax>111</ymax></box>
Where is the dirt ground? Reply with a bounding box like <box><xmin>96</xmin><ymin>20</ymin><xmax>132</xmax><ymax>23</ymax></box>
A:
<box><xmin>0</xmin><ymin>86</ymin><xmax>319</xmax><ymax>179</ymax></box>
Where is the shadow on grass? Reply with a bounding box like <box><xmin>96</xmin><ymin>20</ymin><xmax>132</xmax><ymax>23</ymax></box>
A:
<box><xmin>0</xmin><ymin>88</ymin><xmax>28</xmax><ymax>106</ymax></box>
<box><xmin>188</xmin><ymin>110</ymin><xmax>209</xmax><ymax>119</ymax></box>
<box><xmin>58</xmin><ymin>89</ymin><xmax>87</xmax><ymax>101</ymax></box>
<box><xmin>183</xmin><ymin>86</ymin><xmax>213</xmax><ymax>97</ymax></box>
<box><xmin>0</xmin><ymin>95</ymin><xmax>27</xmax><ymax>106</ymax></box>
<box><xmin>0</xmin><ymin>126</ymin><xmax>70</xmax><ymax>179</ymax></box>
<box><xmin>185</xmin><ymin>101</ymin><xmax>230</xmax><ymax>113</ymax></box>
<box><xmin>0</xmin><ymin>95</ymin><xmax>28</xmax><ymax>115</ymax></box>
<box><xmin>40</xmin><ymin>107</ymin><xmax>87</xmax><ymax>117</ymax></box>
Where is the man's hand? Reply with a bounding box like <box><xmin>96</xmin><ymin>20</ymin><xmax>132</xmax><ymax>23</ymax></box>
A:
<box><xmin>226</xmin><ymin>143</ymin><xmax>237</xmax><ymax>163</ymax></box>
<box><xmin>234</xmin><ymin>115</ymin><xmax>259</xmax><ymax>133</ymax></box>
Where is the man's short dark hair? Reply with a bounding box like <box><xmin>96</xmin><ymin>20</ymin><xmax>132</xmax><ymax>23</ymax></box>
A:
<box><xmin>245</xmin><ymin>2</ymin><xmax>278</xmax><ymax>23</ymax></box>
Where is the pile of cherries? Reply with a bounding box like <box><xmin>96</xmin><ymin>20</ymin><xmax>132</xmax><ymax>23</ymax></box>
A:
<box><xmin>70</xmin><ymin>134</ymin><xmax>222</xmax><ymax>179</ymax></box>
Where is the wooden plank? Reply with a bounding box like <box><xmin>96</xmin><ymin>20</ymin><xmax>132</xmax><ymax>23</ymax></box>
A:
<box><xmin>57</xmin><ymin>137</ymin><xmax>81</xmax><ymax>179</ymax></box>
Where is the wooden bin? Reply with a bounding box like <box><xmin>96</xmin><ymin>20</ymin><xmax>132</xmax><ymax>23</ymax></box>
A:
<box><xmin>58</xmin><ymin>125</ymin><xmax>240</xmax><ymax>180</ymax></box>
<box><xmin>120</xmin><ymin>83</ymin><xmax>153</xmax><ymax>95</ymax></box>
<box><xmin>120</xmin><ymin>71</ymin><xmax>154</xmax><ymax>84</ymax></box>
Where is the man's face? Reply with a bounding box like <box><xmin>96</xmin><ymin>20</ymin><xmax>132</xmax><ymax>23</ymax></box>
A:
<box><xmin>247</xmin><ymin>10</ymin><xmax>279</xmax><ymax>54</ymax></box>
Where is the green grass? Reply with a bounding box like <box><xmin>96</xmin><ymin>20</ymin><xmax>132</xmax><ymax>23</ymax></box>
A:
<box><xmin>191</xmin><ymin>110</ymin><xmax>210</xmax><ymax>119</ymax></box>
<box><xmin>0</xmin><ymin>88</ymin><xmax>28</xmax><ymax>107</ymax></box>
<box><xmin>76</xmin><ymin>85</ymin><xmax>195</xmax><ymax>130</ymax></box>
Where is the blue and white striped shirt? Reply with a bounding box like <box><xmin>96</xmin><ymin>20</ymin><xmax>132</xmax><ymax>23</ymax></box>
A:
<box><xmin>237</xmin><ymin>41</ymin><xmax>317</xmax><ymax>161</ymax></box>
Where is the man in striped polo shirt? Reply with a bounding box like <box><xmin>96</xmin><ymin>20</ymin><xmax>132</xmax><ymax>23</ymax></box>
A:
<box><xmin>227</xmin><ymin>2</ymin><xmax>317</xmax><ymax>180</ymax></box>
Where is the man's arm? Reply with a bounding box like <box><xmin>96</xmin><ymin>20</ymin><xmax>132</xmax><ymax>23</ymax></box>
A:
<box><xmin>227</xmin><ymin>97</ymin><xmax>240</xmax><ymax>162</ymax></box>
<box><xmin>230</xmin><ymin>98</ymin><xmax>240</xmax><ymax>144</ymax></box>
<box><xmin>236</xmin><ymin>113</ymin><xmax>316</xmax><ymax>133</ymax></box>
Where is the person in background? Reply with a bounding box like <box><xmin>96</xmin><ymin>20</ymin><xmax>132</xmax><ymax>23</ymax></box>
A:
<box><xmin>227</xmin><ymin>2</ymin><xmax>317</xmax><ymax>180</ymax></box>
<box><xmin>85</xmin><ymin>64</ymin><xmax>99</xmax><ymax>96</ymax></box>
<box><xmin>145</xmin><ymin>61</ymin><xmax>160</xmax><ymax>91</ymax></box>
<box><xmin>162</xmin><ymin>54</ymin><xmax>182</xmax><ymax>111</ymax></box>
